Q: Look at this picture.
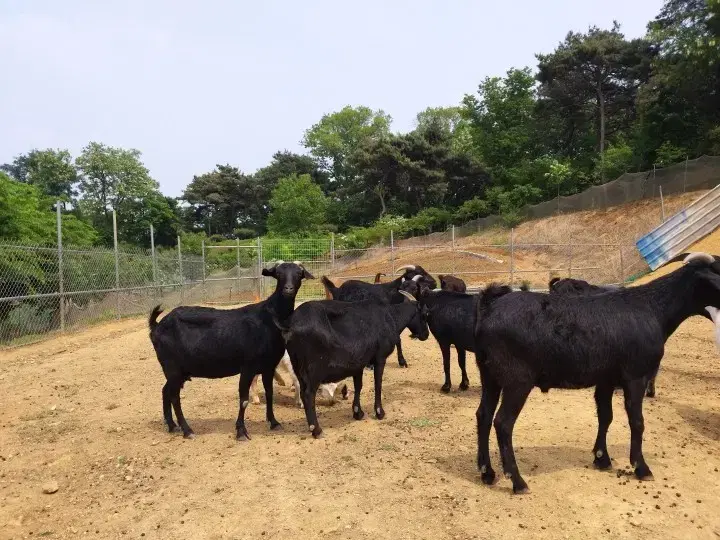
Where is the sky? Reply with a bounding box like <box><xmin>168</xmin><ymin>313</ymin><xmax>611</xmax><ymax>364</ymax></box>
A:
<box><xmin>0</xmin><ymin>0</ymin><xmax>664</xmax><ymax>197</ymax></box>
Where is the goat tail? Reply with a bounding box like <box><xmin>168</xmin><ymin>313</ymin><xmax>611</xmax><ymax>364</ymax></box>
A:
<box><xmin>148</xmin><ymin>305</ymin><xmax>163</xmax><ymax>334</ymax></box>
<box><xmin>321</xmin><ymin>276</ymin><xmax>338</xmax><ymax>299</ymax></box>
<box><xmin>479</xmin><ymin>283</ymin><xmax>513</xmax><ymax>309</ymax></box>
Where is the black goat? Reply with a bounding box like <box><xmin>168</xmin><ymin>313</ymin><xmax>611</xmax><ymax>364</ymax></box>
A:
<box><xmin>439</xmin><ymin>274</ymin><xmax>467</xmax><ymax>293</ymax></box>
<box><xmin>279</xmin><ymin>290</ymin><xmax>429</xmax><ymax>438</ymax></box>
<box><xmin>402</xmin><ymin>279</ymin><xmax>475</xmax><ymax>392</ymax></box>
<box><xmin>548</xmin><ymin>277</ymin><xmax>659</xmax><ymax>398</ymax></box>
<box><xmin>474</xmin><ymin>252</ymin><xmax>720</xmax><ymax>494</ymax></box>
<box><xmin>148</xmin><ymin>261</ymin><xmax>314</xmax><ymax>440</ymax></box>
<box><xmin>321</xmin><ymin>264</ymin><xmax>436</xmax><ymax>367</ymax></box>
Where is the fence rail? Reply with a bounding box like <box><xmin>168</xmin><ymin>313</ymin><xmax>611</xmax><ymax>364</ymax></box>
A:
<box><xmin>0</xmin><ymin>205</ymin><xmax>637</xmax><ymax>348</ymax></box>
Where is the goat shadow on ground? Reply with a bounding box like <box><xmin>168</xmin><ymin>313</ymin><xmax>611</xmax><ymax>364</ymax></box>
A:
<box><xmin>398</xmin><ymin>379</ymin><xmax>480</xmax><ymax>398</ymax></box>
<box><xmin>431</xmin><ymin>444</ymin><xmax>627</xmax><ymax>485</ymax></box>
<box><xmin>662</xmin><ymin>365</ymin><xmax>720</xmax><ymax>385</ymax></box>
<box><xmin>146</xmin><ymin>399</ymin><xmax>365</xmax><ymax>439</ymax></box>
<box><xmin>673</xmin><ymin>403</ymin><xmax>720</xmax><ymax>441</ymax></box>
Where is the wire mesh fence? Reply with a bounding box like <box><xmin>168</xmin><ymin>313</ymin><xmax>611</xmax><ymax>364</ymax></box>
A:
<box><xmin>398</xmin><ymin>155</ymin><xmax>720</xmax><ymax>247</ymax></box>
<box><xmin>0</xmin><ymin>224</ymin><xmax>633</xmax><ymax>348</ymax></box>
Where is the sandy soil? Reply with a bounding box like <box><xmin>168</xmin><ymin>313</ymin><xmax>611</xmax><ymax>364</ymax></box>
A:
<box><xmin>1</xmin><ymin>311</ymin><xmax>720</xmax><ymax>540</ymax></box>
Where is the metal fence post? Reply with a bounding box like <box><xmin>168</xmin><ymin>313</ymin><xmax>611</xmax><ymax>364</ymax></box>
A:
<box><xmin>56</xmin><ymin>201</ymin><xmax>65</xmax><ymax>332</ymax></box>
<box><xmin>390</xmin><ymin>230</ymin><xmax>395</xmax><ymax>276</ymax></box>
<box><xmin>256</xmin><ymin>237</ymin><xmax>263</xmax><ymax>300</ymax></box>
<box><xmin>150</xmin><ymin>224</ymin><xmax>160</xmax><ymax>301</ymax></box>
<box><xmin>177</xmin><ymin>235</ymin><xmax>184</xmax><ymax>303</ymax></box>
<box><xmin>451</xmin><ymin>225</ymin><xmax>456</xmax><ymax>277</ymax></box>
<box><xmin>113</xmin><ymin>210</ymin><xmax>120</xmax><ymax>320</ymax></box>
<box><xmin>235</xmin><ymin>238</ymin><xmax>241</xmax><ymax>303</ymax></box>
<box><xmin>509</xmin><ymin>228</ymin><xmax>515</xmax><ymax>287</ymax></box>
<box><xmin>201</xmin><ymin>239</ymin><xmax>207</xmax><ymax>303</ymax></box>
<box><xmin>659</xmin><ymin>185</ymin><xmax>666</xmax><ymax>223</ymax></box>
<box><xmin>330</xmin><ymin>233</ymin><xmax>335</xmax><ymax>274</ymax></box>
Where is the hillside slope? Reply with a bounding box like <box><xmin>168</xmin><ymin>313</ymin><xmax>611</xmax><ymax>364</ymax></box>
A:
<box><xmin>331</xmin><ymin>190</ymin><xmax>708</xmax><ymax>289</ymax></box>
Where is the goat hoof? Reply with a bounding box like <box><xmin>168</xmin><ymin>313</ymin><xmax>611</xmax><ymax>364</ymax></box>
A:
<box><xmin>398</xmin><ymin>361</ymin><xmax>408</xmax><ymax>368</ymax></box>
<box><xmin>270</xmin><ymin>421</ymin><xmax>282</xmax><ymax>431</ymax></box>
<box><xmin>312</xmin><ymin>429</ymin><xmax>323</xmax><ymax>439</ymax></box>
<box><xmin>236</xmin><ymin>429</ymin><xmax>251</xmax><ymax>442</ymax></box>
<box><xmin>353</xmin><ymin>409</ymin><xmax>365</xmax><ymax>421</ymax></box>
<box><xmin>183</xmin><ymin>431</ymin><xmax>195</xmax><ymax>440</ymax></box>
<box><xmin>645</xmin><ymin>391</ymin><xmax>655</xmax><ymax>398</ymax></box>
<box><xmin>593</xmin><ymin>457</ymin><xmax>612</xmax><ymax>470</ymax></box>
<box><xmin>441</xmin><ymin>383</ymin><xmax>451</xmax><ymax>393</ymax></box>
<box><xmin>635</xmin><ymin>467</ymin><xmax>654</xmax><ymax>481</ymax></box>
<box><xmin>375</xmin><ymin>408</ymin><xmax>385</xmax><ymax>420</ymax></box>
<box><xmin>167</xmin><ymin>424</ymin><xmax>178</xmax><ymax>433</ymax></box>
<box><xmin>459</xmin><ymin>380</ymin><xmax>470</xmax><ymax>391</ymax></box>
<box><xmin>513</xmin><ymin>485</ymin><xmax>531</xmax><ymax>495</ymax></box>
<box><xmin>480</xmin><ymin>470</ymin><xmax>497</xmax><ymax>486</ymax></box>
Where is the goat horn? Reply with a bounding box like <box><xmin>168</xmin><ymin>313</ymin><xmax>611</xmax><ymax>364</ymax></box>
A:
<box><xmin>396</xmin><ymin>264</ymin><xmax>416</xmax><ymax>272</ymax></box>
<box><xmin>293</xmin><ymin>260</ymin><xmax>301</xmax><ymax>265</ymax></box>
<box><xmin>412</xmin><ymin>275</ymin><xmax>422</xmax><ymax>282</ymax></box>
<box><xmin>276</xmin><ymin>260</ymin><xmax>285</xmax><ymax>265</ymax></box>
<box><xmin>684</xmin><ymin>252</ymin><xmax>714</xmax><ymax>265</ymax></box>
<box><xmin>398</xmin><ymin>290</ymin><xmax>417</xmax><ymax>303</ymax></box>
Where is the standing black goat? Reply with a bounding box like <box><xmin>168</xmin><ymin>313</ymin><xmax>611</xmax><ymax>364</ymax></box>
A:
<box><xmin>402</xmin><ymin>279</ymin><xmax>475</xmax><ymax>392</ymax></box>
<box><xmin>548</xmin><ymin>277</ymin><xmax>659</xmax><ymax>398</ymax></box>
<box><xmin>279</xmin><ymin>290</ymin><xmax>429</xmax><ymax>438</ymax></box>
<box><xmin>474</xmin><ymin>252</ymin><xmax>720</xmax><ymax>494</ymax></box>
<box><xmin>321</xmin><ymin>264</ymin><xmax>436</xmax><ymax>367</ymax></box>
<box><xmin>148</xmin><ymin>261</ymin><xmax>314</xmax><ymax>440</ymax></box>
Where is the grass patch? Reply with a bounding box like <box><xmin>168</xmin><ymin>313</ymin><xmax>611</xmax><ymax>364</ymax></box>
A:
<box><xmin>408</xmin><ymin>418</ymin><xmax>439</xmax><ymax>428</ymax></box>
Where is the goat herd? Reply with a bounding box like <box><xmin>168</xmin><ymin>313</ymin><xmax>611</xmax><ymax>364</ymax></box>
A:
<box><xmin>148</xmin><ymin>251</ymin><xmax>720</xmax><ymax>494</ymax></box>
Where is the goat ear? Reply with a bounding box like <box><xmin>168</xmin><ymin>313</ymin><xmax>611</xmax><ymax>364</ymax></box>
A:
<box><xmin>262</xmin><ymin>266</ymin><xmax>277</xmax><ymax>278</ymax></box>
<box><xmin>302</xmin><ymin>268</ymin><xmax>315</xmax><ymax>280</ymax></box>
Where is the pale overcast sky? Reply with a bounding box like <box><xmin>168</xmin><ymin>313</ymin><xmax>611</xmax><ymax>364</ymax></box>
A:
<box><xmin>0</xmin><ymin>0</ymin><xmax>663</xmax><ymax>197</ymax></box>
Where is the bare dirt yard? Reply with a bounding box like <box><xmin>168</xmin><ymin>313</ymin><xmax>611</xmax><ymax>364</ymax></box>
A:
<box><xmin>2</xmin><ymin>314</ymin><xmax>720</xmax><ymax>539</ymax></box>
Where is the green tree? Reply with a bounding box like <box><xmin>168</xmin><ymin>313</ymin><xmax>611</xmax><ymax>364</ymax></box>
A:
<box><xmin>76</xmin><ymin>143</ymin><xmax>159</xmax><ymax>237</ymax></box>
<box><xmin>536</xmin><ymin>23</ymin><xmax>654</xmax><ymax>179</ymax></box>
<box><xmin>302</xmin><ymin>105</ymin><xmax>391</xmax><ymax>188</ymax></box>
<box><xmin>462</xmin><ymin>68</ymin><xmax>538</xmax><ymax>186</ymax></box>
<box><xmin>183</xmin><ymin>165</ymin><xmax>261</xmax><ymax>236</ymax></box>
<box><xmin>266</xmin><ymin>174</ymin><xmax>329</xmax><ymax>236</ymax></box>
<box><xmin>1</xmin><ymin>149</ymin><xmax>78</xmax><ymax>202</ymax></box>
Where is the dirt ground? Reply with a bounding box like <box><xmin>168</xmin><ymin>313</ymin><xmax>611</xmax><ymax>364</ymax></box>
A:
<box><xmin>1</xmin><ymin>314</ymin><xmax>720</xmax><ymax>540</ymax></box>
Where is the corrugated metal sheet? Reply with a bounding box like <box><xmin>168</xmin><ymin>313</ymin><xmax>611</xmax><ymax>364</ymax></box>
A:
<box><xmin>637</xmin><ymin>184</ymin><xmax>720</xmax><ymax>270</ymax></box>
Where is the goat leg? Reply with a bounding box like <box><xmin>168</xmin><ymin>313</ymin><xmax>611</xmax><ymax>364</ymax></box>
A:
<box><xmin>169</xmin><ymin>380</ymin><xmax>194</xmax><ymax>439</ymax></box>
<box><xmin>440</xmin><ymin>343</ymin><xmax>452</xmax><ymax>393</ymax></box>
<box><xmin>592</xmin><ymin>383</ymin><xmax>614</xmax><ymax>470</ymax></box>
<box><xmin>235</xmin><ymin>372</ymin><xmax>253</xmax><ymax>441</ymax></box>
<box><xmin>300</xmin><ymin>379</ymin><xmax>322</xmax><ymax>438</ymax></box>
<box><xmin>373</xmin><ymin>358</ymin><xmax>386</xmax><ymax>420</ymax></box>
<box><xmin>162</xmin><ymin>382</ymin><xmax>177</xmax><ymax>433</ymax></box>
<box><xmin>476</xmin><ymin>365</ymin><xmax>501</xmax><ymax>486</ymax></box>
<box><xmin>623</xmin><ymin>379</ymin><xmax>653</xmax><ymax>480</ymax></box>
<box><xmin>458</xmin><ymin>348</ymin><xmax>470</xmax><ymax>391</ymax></box>
<box><xmin>352</xmin><ymin>372</ymin><xmax>365</xmax><ymax>420</ymax></box>
<box><xmin>262</xmin><ymin>370</ymin><xmax>282</xmax><ymax>430</ymax></box>
<box><xmin>493</xmin><ymin>384</ymin><xmax>532</xmax><ymax>494</ymax></box>
<box><xmin>396</xmin><ymin>341</ymin><xmax>408</xmax><ymax>368</ymax></box>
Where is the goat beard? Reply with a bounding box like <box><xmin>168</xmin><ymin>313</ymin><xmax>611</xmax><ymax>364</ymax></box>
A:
<box><xmin>705</xmin><ymin>306</ymin><xmax>720</xmax><ymax>354</ymax></box>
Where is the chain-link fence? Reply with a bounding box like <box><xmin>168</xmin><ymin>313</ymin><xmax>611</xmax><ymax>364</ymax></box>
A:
<box><xmin>398</xmin><ymin>155</ymin><xmax>720</xmax><ymax>247</ymax></box>
<box><xmin>8</xmin><ymin>156</ymin><xmax>719</xmax><ymax>349</ymax></box>
<box><xmin>1</xmin><ymin>219</ymin><xmax>632</xmax><ymax>348</ymax></box>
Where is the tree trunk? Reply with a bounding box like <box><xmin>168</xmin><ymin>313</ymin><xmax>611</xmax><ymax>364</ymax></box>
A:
<box><xmin>597</xmin><ymin>79</ymin><xmax>606</xmax><ymax>181</ymax></box>
<box><xmin>375</xmin><ymin>185</ymin><xmax>387</xmax><ymax>217</ymax></box>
